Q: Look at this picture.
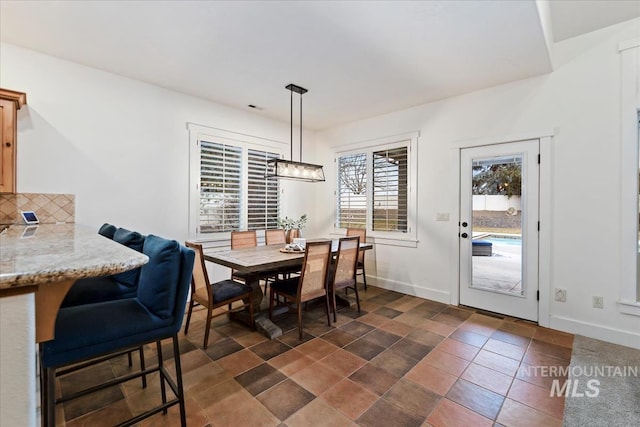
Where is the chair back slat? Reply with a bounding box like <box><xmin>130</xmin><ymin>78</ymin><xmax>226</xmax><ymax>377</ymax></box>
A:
<box><xmin>334</xmin><ymin>236</ymin><xmax>359</xmax><ymax>288</ymax></box>
<box><xmin>231</xmin><ymin>230</ymin><xmax>257</xmax><ymax>249</ymax></box>
<box><xmin>299</xmin><ymin>241</ymin><xmax>331</xmax><ymax>298</ymax></box>
<box><xmin>347</xmin><ymin>227</ymin><xmax>366</xmax><ymax>263</ymax></box>
<box><xmin>265</xmin><ymin>229</ymin><xmax>286</xmax><ymax>245</ymax></box>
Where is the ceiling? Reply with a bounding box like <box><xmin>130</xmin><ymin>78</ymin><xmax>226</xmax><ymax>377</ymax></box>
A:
<box><xmin>1</xmin><ymin>1</ymin><xmax>638</xmax><ymax>130</ymax></box>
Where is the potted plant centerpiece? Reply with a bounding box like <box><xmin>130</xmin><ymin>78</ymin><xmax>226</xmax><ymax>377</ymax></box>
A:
<box><xmin>278</xmin><ymin>214</ymin><xmax>308</xmax><ymax>243</ymax></box>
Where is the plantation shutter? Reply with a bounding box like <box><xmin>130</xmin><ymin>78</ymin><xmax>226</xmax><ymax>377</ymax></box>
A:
<box><xmin>199</xmin><ymin>140</ymin><xmax>242</xmax><ymax>233</ymax></box>
<box><xmin>247</xmin><ymin>149</ymin><xmax>280</xmax><ymax>230</ymax></box>
<box><xmin>336</xmin><ymin>153</ymin><xmax>367</xmax><ymax>229</ymax></box>
<box><xmin>372</xmin><ymin>146</ymin><xmax>408</xmax><ymax>232</ymax></box>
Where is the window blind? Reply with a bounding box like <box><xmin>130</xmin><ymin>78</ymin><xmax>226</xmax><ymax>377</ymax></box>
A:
<box><xmin>199</xmin><ymin>141</ymin><xmax>242</xmax><ymax>233</ymax></box>
<box><xmin>247</xmin><ymin>149</ymin><xmax>280</xmax><ymax>230</ymax></box>
<box><xmin>336</xmin><ymin>153</ymin><xmax>367</xmax><ymax>229</ymax></box>
<box><xmin>372</xmin><ymin>147</ymin><xmax>408</xmax><ymax>232</ymax></box>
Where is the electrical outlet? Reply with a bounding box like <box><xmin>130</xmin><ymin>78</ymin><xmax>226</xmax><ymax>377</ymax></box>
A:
<box><xmin>554</xmin><ymin>289</ymin><xmax>566</xmax><ymax>302</ymax></box>
<box><xmin>593</xmin><ymin>296</ymin><xmax>604</xmax><ymax>309</ymax></box>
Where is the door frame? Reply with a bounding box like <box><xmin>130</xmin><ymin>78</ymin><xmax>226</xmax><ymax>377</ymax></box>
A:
<box><xmin>450</xmin><ymin>130</ymin><xmax>553</xmax><ymax>327</ymax></box>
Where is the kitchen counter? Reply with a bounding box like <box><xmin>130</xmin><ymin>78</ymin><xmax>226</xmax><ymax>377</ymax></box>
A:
<box><xmin>0</xmin><ymin>223</ymin><xmax>149</xmax><ymax>427</ymax></box>
<box><xmin>1</xmin><ymin>223</ymin><xmax>148</xmax><ymax>289</ymax></box>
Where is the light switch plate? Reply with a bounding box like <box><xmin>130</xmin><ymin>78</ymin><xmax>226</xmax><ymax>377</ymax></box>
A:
<box><xmin>436</xmin><ymin>212</ymin><xmax>450</xmax><ymax>221</ymax></box>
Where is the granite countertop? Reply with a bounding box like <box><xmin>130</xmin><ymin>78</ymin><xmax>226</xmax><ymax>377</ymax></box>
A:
<box><xmin>0</xmin><ymin>223</ymin><xmax>149</xmax><ymax>289</ymax></box>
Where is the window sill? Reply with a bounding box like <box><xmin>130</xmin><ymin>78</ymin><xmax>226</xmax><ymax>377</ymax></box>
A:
<box><xmin>617</xmin><ymin>300</ymin><xmax>640</xmax><ymax>317</ymax></box>
<box><xmin>329</xmin><ymin>232</ymin><xmax>418</xmax><ymax>248</ymax></box>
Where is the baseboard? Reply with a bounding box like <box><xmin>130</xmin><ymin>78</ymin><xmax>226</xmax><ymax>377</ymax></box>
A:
<box><xmin>551</xmin><ymin>315</ymin><xmax>640</xmax><ymax>350</ymax></box>
<box><xmin>368</xmin><ymin>276</ymin><xmax>450</xmax><ymax>305</ymax></box>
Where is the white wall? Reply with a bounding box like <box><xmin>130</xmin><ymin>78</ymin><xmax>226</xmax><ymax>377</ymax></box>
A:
<box><xmin>316</xmin><ymin>19</ymin><xmax>640</xmax><ymax>348</ymax></box>
<box><xmin>0</xmin><ymin>43</ymin><xmax>318</xmax><ymax>243</ymax></box>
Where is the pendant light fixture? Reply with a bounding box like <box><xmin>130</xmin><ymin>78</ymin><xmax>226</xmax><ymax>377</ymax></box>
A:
<box><xmin>266</xmin><ymin>83</ymin><xmax>325</xmax><ymax>182</ymax></box>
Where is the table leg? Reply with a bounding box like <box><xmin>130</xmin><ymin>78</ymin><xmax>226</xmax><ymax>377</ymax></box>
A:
<box><xmin>230</xmin><ymin>275</ymin><xmax>284</xmax><ymax>339</ymax></box>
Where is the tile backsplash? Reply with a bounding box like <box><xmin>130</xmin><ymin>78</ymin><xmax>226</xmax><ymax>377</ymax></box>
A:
<box><xmin>0</xmin><ymin>193</ymin><xmax>75</xmax><ymax>224</ymax></box>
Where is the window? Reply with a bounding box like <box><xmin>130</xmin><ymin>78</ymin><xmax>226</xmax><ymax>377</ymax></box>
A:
<box><xmin>189</xmin><ymin>124</ymin><xmax>284</xmax><ymax>239</ymax></box>
<box><xmin>335</xmin><ymin>132</ymin><xmax>418</xmax><ymax>243</ymax></box>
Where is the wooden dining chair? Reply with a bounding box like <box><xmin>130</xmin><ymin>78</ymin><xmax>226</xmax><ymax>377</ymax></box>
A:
<box><xmin>265</xmin><ymin>229</ymin><xmax>286</xmax><ymax>245</ymax></box>
<box><xmin>347</xmin><ymin>227</ymin><xmax>367</xmax><ymax>290</ymax></box>
<box><xmin>230</xmin><ymin>230</ymin><xmax>257</xmax><ymax>283</ymax></box>
<box><xmin>184</xmin><ymin>242</ymin><xmax>254</xmax><ymax>349</ymax></box>
<box><xmin>269</xmin><ymin>241</ymin><xmax>332</xmax><ymax>340</ymax></box>
<box><xmin>329</xmin><ymin>236</ymin><xmax>361</xmax><ymax>322</ymax></box>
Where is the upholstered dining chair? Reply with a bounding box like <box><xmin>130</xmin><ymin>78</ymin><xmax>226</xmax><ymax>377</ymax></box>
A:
<box><xmin>40</xmin><ymin>236</ymin><xmax>195</xmax><ymax>427</ymax></box>
<box><xmin>184</xmin><ymin>241</ymin><xmax>254</xmax><ymax>349</ymax></box>
<box><xmin>329</xmin><ymin>236</ymin><xmax>361</xmax><ymax>322</ymax></box>
<box><xmin>346</xmin><ymin>227</ymin><xmax>367</xmax><ymax>290</ymax></box>
<box><xmin>269</xmin><ymin>241</ymin><xmax>332</xmax><ymax>340</ymax></box>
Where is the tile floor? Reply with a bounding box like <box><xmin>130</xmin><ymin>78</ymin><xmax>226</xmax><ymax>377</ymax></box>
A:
<box><xmin>54</xmin><ymin>285</ymin><xmax>573</xmax><ymax>426</ymax></box>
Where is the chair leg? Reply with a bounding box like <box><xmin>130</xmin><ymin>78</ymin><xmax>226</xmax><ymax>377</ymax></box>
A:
<box><xmin>353</xmin><ymin>284</ymin><xmax>361</xmax><ymax>313</ymax></box>
<box><xmin>203</xmin><ymin>307</ymin><xmax>213</xmax><ymax>350</ymax></box>
<box><xmin>46</xmin><ymin>367</ymin><xmax>56</xmax><ymax>427</ymax></box>
<box><xmin>362</xmin><ymin>264</ymin><xmax>367</xmax><ymax>290</ymax></box>
<box><xmin>297</xmin><ymin>303</ymin><xmax>303</xmax><ymax>340</ymax></box>
<box><xmin>332</xmin><ymin>288</ymin><xmax>338</xmax><ymax>323</ymax></box>
<box><xmin>139</xmin><ymin>346</ymin><xmax>147</xmax><ymax>388</ymax></box>
<box><xmin>127</xmin><ymin>350</ymin><xmax>133</xmax><ymax>367</ymax></box>
<box><xmin>156</xmin><ymin>340</ymin><xmax>168</xmax><ymax>415</ymax></box>
<box><xmin>324</xmin><ymin>292</ymin><xmax>331</xmax><ymax>326</ymax></box>
<box><xmin>184</xmin><ymin>299</ymin><xmax>194</xmax><ymax>335</ymax></box>
<box><xmin>172</xmin><ymin>335</ymin><xmax>187</xmax><ymax>427</ymax></box>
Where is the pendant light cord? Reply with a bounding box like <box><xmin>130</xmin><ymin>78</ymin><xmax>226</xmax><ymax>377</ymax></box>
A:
<box><xmin>290</xmin><ymin>87</ymin><xmax>293</xmax><ymax>161</ymax></box>
<box><xmin>299</xmin><ymin>92</ymin><xmax>303</xmax><ymax>162</ymax></box>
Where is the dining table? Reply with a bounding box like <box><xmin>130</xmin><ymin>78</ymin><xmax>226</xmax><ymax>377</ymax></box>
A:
<box><xmin>203</xmin><ymin>238</ymin><xmax>373</xmax><ymax>338</ymax></box>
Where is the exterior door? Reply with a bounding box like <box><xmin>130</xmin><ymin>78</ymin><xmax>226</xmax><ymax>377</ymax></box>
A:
<box><xmin>459</xmin><ymin>140</ymin><xmax>539</xmax><ymax>321</ymax></box>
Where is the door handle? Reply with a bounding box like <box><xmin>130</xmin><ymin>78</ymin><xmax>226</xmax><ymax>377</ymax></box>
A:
<box><xmin>460</xmin><ymin>233</ymin><xmax>468</xmax><ymax>238</ymax></box>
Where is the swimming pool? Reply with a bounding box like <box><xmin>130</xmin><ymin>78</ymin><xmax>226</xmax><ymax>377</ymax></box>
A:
<box><xmin>476</xmin><ymin>234</ymin><xmax>522</xmax><ymax>246</ymax></box>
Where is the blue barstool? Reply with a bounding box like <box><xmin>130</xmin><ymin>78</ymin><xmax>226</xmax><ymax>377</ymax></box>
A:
<box><xmin>40</xmin><ymin>235</ymin><xmax>195</xmax><ymax>427</ymax></box>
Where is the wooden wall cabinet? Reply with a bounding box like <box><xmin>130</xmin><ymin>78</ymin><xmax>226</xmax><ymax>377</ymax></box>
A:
<box><xmin>0</xmin><ymin>89</ymin><xmax>27</xmax><ymax>194</ymax></box>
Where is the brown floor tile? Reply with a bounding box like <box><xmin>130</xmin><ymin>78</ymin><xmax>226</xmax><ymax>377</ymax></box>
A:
<box><xmin>268</xmin><ymin>349</ymin><xmax>316</xmax><ymax>376</ymax></box>
<box><xmin>473</xmin><ymin>349</ymin><xmax>520</xmax><ymax>376</ymax></box>
<box><xmin>460</xmin><ymin>363</ymin><xmax>514</xmax><ymax>395</ymax></box>
<box><xmin>507</xmin><ymin>379</ymin><xmax>565</xmax><ymax>419</ymax></box>
<box><xmin>344</xmin><ymin>336</ymin><xmax>386</xmax><ymax>360</ymax></box>
<box><xmin>405</xmin><ymin>361</ymin><xmax>458</xmax><ymax>396</ymax></box>
<box><xmin>516</xmin><ymin>362</ymin><xmax>567</xmax><ymax>389</ymax></box>
<box><xmin>204</xmin><ymin>337</ymin><xmax>244</xmax><ymax>361</ymax></box>
<box><xmin>370</xmin><ymin>348</ymin><xmax>419</xmax><ymax>377</ymax></box>
<box><xmin>257</xmin><ymin>379</ymin><xmax>315</xmax><ymax>421</ymax></box>
<box><xmin>384</xmin><ymin>378</ymin><xmax>441</xmax><ymax>418</ymax></box>
<box><xmin>522</xmin><ymin>349</ymin><xmax>570</xmax><ymax>369</ymax></box>
<box><xmin>496</xmin><ymin>398</ymin><xmax>562</xmax><ymax>427</ymax></box>
<box><xmin>437</xmin><ymin>338</ymin><xmax>480</xmax><ymax>361</ymax></box>
<box><xmin>285</xmin><ymin>397</ymin><xmax>353</xmax><ymax>427</ymax></box>
<box><xmin>235</xmin><ymin>363</ymin><xmax>287</xmax><ymax>396</ymax></box>
<box><xmin>367</xmin><ymin>290</ymin><xmax>405</xmax><ymax>305</ymax></box>
<box><xmin>395</xmin><ymin>311</ymin><xmax>429</xmax><ymax>326</ymax></box>
<box><xmin>498</xmin><ymin>321</ymin><xmax>536</xmax><ymax>338</ymax></box>
<box><xmin>426</xmin><ymin>398</ymin><xmax>494</xmax><ymax>427</ymax></box>
<box><xmin>291</xmin><ymin>362</ymin><xmax>343</xmax><ymax>395</ymax></box>
<box><xmin>407</xmin><ymin>329</ymin><xmax>445</xmax><ymax>347</ymax></box>
<box><xmin>378</xmin><ymin>319</ymin><xmax>414</xmax><ymax>336</ymax></box>
<box><xmin>390</xmin><ymin>337</ymin><xmax>434</xmax><ymax>360</ymax></box>
<box><xmin>296</xmin><ymin>338</ymin><xmax>340</xmax><ymax>360</ymax></box>
<box><xmin>423</xmin><ymin>349</ymin><xmax>470</xmax><ymax>377</ymax></box>
<box><xmin>374</xmin><ymin>306</ymin><xmax>403</xmax><ymax>319</ymax></box>
<box><xmin>218</xmin><ymin>348</ymin><xmax>265</xmax><ymax>376</ymax></box>
<box><xmin>349</xmin><ymin>363</ymin><xmax>399</xmax><ymax>396</ymax></box>
<box><xmin>450</xmin><ymin>329</ymin><xmax>490</xmax><ymax>347</ymax></box>
<box><xmin>339</xmin><ymin>320</ymin><xmax>375</xmax><ymax>337</ymax></box>
<box><xmin>446</xmin><ymin>379</ymin><xmax>505</xmax><ymax>420</ymax></box>
<box><xmin>386</xmin><ymin>295</ymin><xmax>426</xmax><ymax>312</ymax></box>
<box><xmin>533</xmin><ymin>328</ymin><xmax>574</xmax><ymax>349</ymax></box>
<box><xmin>202</xmin><ymin>387</ymin><xmax>280</xmax><ymax>427</ymax></box>
<box><xmin>181</xmin><ymin>362</ymin><xmax>231</xmax><ymax>395</ymax></box>
<box><xmin>318</xmin><ymin>348</ymin><xmax>367</xmax><ymax>377</ymax></box>
<box><xmin>61</xmin><ymin>382</ymin><xmax>124</xmax><ymax>421</ymax></box>
<box><xmin>320</xmin><ymin>378</ymin><xmax>378</xmax><ymax>420</ymax></box>
<box><xmin>192</xmin><ymin>377</ymin><xmax>244</xmax><ymax>410</ymax></box>
<box><xmin>483</xmin><ymin>338</ymin><xmax>526</xmax><ymax>361</ymax></box>
<box><xmin>430</xmin><ymin>312</ymin><xmax>467</xmax><ymax>327</ymax></box>
<box><xmin>234</xmin><ymin>330</ymin><xmax>269</xmax><ymax>347</ymax></box>
<box><xmin>491</xmin><ymin>329</ymin><xmax>532</xmax><ymax>348</ymax></box>
<box><xmin>528</xmin><ymin>339</ymin><xmax>571</xmax><ymax>361</ymax></box>
<box><xmin>251</xmin><ymin>339</ymin><xmax>293</xmax><ymax>360</ymax></box>
<box><xmin>278</xmin><ymin>329</ymin><xmax>316</xmax><ymax>347</ymax></box>
<box><xmin>136</xmin><ymin>397</ymin><xmax>208</xmax><ymax>427</ymax></box>
<box><xmin>321</xmin><ymin>328</ymin><xmax>359</xmax><ymax>347</ymax></box>
<box><xmin>416</xmin><ymin>319</ymin><xmax>456</xmax><ymax>337</ymax></box>
<box><xmin>65</xmin><ymin>398</ymin><xmax>133</xmax><ymax>427</ymax></box>
<box><xmin>366</xmin><ymin>329</ymin><xmax>402</xmax><ymax>347</ymax></box>
<box><xmin>357</xmin><ymin>312</ymin><xmax>391</xmax><ymax>328</ymax></box>
<box><xmin>357</xmin><ymin>398</ymin><xmax>423</xmax><ymax>427</ymax></box>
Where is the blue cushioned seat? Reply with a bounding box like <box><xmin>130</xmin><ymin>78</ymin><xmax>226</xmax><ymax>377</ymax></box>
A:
<box><xmin>98</xmin><ymin>223</ymin><xmax>117</xmax><ymax>239</ymax></box>
<box><xmin>212</xmin><ymin>279</ymin><xmax>253</xmax><ymax>303</ymax></box>
<box><xmin>41</xmin><ymin>236</ymin><xmax>195</xmax><ymax>427</ymax></box>
<box><xmin>61</xmin><ymin>276</ymin><xmax>136</xmax><ymax>308</ymax></box>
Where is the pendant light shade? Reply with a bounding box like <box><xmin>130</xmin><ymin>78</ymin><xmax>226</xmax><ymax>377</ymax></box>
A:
<box><xmin>266</xmin><ymin>84</ymin><xmax>325</xmax><ymax>182</ymax></box>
